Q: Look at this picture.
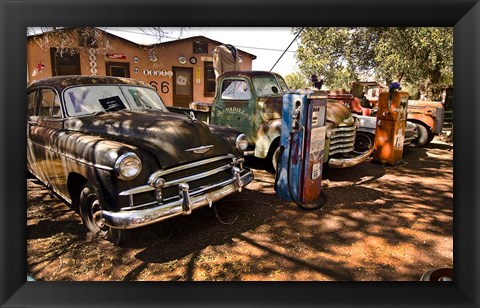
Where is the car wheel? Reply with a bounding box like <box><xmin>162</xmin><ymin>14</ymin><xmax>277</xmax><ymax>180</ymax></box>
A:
<box><xmin>412</xmin><ymin>124</ymin><xmax>429</xmax><ymax>147</ymax></box>
<box><xmin>79</xmin><ymin>183</ymin><xmax>128</xmax><ymax>245</ymax></box>
<box><xmin>354</xmin><ymin>132</ymin><xmax>374</xmax><ymax>153</ymax></box>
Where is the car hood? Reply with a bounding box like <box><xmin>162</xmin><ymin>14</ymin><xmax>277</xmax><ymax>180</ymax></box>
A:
<box><xmin>64</xmin><ymin>110</ymin><xmax>233</xmax><ymax>168</ymax></box>
<box><xmin>327</xmin><ymin>101</ymin><xmax>354</xmax><ymax>126</ymax></box>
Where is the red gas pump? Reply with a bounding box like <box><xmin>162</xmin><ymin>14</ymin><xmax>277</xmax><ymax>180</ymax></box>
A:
<box><xmin>373</xmin><ymin>91</ymin><xmax>409</xmax><ymax>164</ymax></box>
<box><xmin>275</xmin><ymin>90</ymin><xmax>327</xmax><ymax>209</ymax></box>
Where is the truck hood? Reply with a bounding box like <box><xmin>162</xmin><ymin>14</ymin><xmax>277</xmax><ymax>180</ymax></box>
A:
<box><xmin>327</xmin><ymin>101</ymin><xmax>354</xmax><ymax>126</ymax></box>
<box><xmin>64</xmin><ymin>110</ymin><xmax>233</xmax><ymax>168</ymax></box>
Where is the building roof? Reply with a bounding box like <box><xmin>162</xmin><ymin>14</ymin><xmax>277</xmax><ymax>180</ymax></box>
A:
<box><xmin>151</xmin><ymin>35</ymin><xmax>257</xmax><ymax>59</ymax></box>
<box><xmin>27</xmin><ymin>28</ymin><xmax>257</xmax><ymax>59</ymax></box>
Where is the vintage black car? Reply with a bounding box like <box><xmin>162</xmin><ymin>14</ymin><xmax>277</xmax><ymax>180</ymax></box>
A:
<box><xmin>27</xmin><ymin>76</ymin><xmax>253</xmax><ymax>244</ymax></box>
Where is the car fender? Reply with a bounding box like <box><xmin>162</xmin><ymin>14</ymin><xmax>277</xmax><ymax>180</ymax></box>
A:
<box><xmin>254</xmin><ymin>118</ymin><xmax>282</xmax><ymax>159</ymax></box>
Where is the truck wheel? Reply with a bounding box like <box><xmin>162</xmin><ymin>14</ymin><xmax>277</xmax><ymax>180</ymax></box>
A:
<box><xmin>354</xmin><ymin>132</ymin><xmax>374</xmax><ymax>153</ymax></box>
<box><xmin>79</xmin><ymin>183</ymin><xmax>128</xmax><ymax>245</ymax></box>
<box><xmin>412</xmin><ymin>124</ymin><xmax>429</xmax><ymax>147</ymax></box>
<box><xmin>271</xmin><ymin>146</ymin><xmax>281</xmax><ymax>172</ymax></box>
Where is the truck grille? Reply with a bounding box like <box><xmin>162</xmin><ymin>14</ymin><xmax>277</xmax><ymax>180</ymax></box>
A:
<box><xmin>329</xmin><ymin>125</ymin><xmax>356</xmax><ymax>155</ymax></box>
<box><xmin>119</xmin><ymin>154</ymin><xmax>239</xmax><ymax>210</ymax></box>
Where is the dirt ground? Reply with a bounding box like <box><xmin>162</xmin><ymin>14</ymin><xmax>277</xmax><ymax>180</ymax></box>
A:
<box><xmin>27</xmin><ymin>136</ymin><xmax>453</xmax><ymax>281</ymax></box>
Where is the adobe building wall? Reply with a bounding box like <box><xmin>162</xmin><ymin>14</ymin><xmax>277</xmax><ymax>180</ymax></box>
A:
<box><xmin>27</xmin><ymin>29</ymin><xmax>254</xmax><ymax>106</ymax></box>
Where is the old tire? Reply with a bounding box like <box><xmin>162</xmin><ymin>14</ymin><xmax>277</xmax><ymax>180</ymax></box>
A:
<box><xmin>354</xmin><ymin>132</ymin><xmax>374</xmax><ymax>153</ymax></box>
<box><xmin>271</xmin><ymin>146</ymin><xmax>281</xmax><ymax>172</ymax></box>
<box><xmin>79</xmin><ymin>184</ymin><xmax>128</xmax><ymax>245</ymax></box>
<box><xmin>412</xmin><ymin>124</ymin><xmax>429</xmax><ymax>147</ymax></box>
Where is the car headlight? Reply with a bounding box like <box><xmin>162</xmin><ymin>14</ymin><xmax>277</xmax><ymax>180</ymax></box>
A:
<box><xmin>235</xmin><ymin>134</ymin><xmax>248</xmax><ymax>151</ymax></box>
<box><xmin>115</xmin><ymin>152</ymin><xmax>142</xmax><ymax>181</ymax></box>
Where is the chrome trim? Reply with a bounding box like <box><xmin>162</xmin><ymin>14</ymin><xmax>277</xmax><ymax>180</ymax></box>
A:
<box><xmin>149</xmin><ymin>154</ymin><xmax>235</xmax><ymax>178</ymax></box>
<box><xmin>328</xmin><ymin>147</ymin><xmax>373</xmax><ymax>168</ymax></box>
<box><xmin>329</xmin><ymin>146</ymin><xmax>355</xmax><ymax>156</ymax></box>
<box><xmin>119</xmin><ymin>157</ymin><xmax>237</xmax><ymax>197</ymax></box>
<box><xmin>101</xmin><ymin>170</ymin><xmax>254</xmax><ymax>229</ymax></box>
<box><xmin>185</xmin><ymin>145</ymin><xmax>213</xmax><ymax>154</ymax></box>
<box><xmin>114</xmin><ymin>152</ymin><xmax>142</xmax><ymax>181</ymax></box>
<box><xmin>161</xmin><ymin>164</ymin><xmax>233</xmax><ymax>188</ymax></box>
<box><xmin>235</xmin><ymin>134</ymin><xmax>248</xmax><ymax>151</ymax></box>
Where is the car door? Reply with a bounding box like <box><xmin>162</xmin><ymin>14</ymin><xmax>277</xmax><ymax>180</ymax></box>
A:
<box><xmin>30</xmin><ymin>88</ymin><xmax>66</xmax><ymax>195</ymax></box>
<box><xmin>27</xmin><ymin>90</ymin><xmax>44</xmax><ymax>180</ymax></box>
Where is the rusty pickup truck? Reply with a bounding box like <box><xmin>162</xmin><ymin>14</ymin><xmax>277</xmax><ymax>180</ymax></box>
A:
<box><xmin>170</xmin><ymin>71</ymin><xmax>372</xmax><ymax>169</ymax></box>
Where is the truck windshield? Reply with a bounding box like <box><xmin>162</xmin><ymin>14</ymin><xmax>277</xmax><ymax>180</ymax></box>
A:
<box><xmin>63</xmin><ymin>85</ymin><xmax>167</xmax><ymax>117</ymax></box>
<box><xmin>252</xmin><ymin>76</ymin><xmax>285</xmax><ymax>97</ymax></box>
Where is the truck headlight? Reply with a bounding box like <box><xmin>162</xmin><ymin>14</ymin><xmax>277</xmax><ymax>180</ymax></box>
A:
<box><xmin>115</xmin><ymin>153</ymin><xmax>142</xmax><ymax>181</ymax></box>
<box><xmin>236</xmin><ymin>134</ymin><xmax>248</xmax><ymax>151</ymax></box>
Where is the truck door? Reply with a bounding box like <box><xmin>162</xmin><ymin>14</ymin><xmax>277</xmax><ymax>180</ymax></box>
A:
<box><xmin>211</xmin><ymin>77</ymin><xmax>256</xmax><ymax>144</ymax></box>
<box><xmin>172</xmin><ymin>67</ymin><xmax>193</xmax><ymax>108</ymax></box>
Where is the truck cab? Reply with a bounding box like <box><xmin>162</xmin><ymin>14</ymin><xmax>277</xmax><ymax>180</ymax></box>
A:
<box><xmin>209</xmin><ymin>71</ymin><xmax>371</xmax><ymax>169</ymax></box>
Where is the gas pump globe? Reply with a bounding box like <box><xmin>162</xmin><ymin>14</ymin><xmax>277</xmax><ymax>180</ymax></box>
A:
<box><xmin>275</xmin><ymin>90</ymin><xmax>328</xmax><ymax>210</ymax></box>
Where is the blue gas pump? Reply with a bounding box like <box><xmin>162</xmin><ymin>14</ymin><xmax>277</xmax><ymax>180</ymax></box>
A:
<box><xmin>275</xmin><ymin>90</ymin><xmax>328</xmax><ymax>210</ymax></box>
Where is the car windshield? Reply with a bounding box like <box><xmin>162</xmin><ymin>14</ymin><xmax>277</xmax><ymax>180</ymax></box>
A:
<box><xmin>63</xmin><ymin>85</ymin><xmax>167</xmax><ymax>117</ymax></box>
<box><xmin>252</xmin><ymin>76</ymin><xmax>287</xmax><ymax>97</ymax></box>
<box><xmin>276</xmin><ymin>76</ymin><xmax>289</xmax><ymax>93</ymax></box>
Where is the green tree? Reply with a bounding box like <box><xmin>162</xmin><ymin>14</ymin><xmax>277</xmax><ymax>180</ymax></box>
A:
<box><xmin>284</xmin><ymin>71</ymin><xmax>310</xmax><ymax>90</ymax></box>
<box><xmin>294</xmin><ymin>27</ymin><xmax>453</xmax><ymax>99</ymax></box>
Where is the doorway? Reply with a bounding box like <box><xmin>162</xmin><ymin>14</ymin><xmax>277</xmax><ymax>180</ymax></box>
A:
<box><xmin>172</xmin><ymin>67</ymin><xmax>193</xmax><ymax>108</ymax></box>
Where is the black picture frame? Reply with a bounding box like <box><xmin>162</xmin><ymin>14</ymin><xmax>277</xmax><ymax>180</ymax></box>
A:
<box><xmin>1</xmin><ymin>0</ymin><xmax>479</xmax><ymax>307</ymax></box>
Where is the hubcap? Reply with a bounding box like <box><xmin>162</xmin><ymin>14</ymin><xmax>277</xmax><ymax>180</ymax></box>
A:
<box><xmin>91</xmin><ymin>199</ymin><xmax>106</xmax><ymax>230</ymax></box>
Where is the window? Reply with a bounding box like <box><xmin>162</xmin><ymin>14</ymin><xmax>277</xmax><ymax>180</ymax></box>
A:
<box><xmin>221</xmin><ymin>79</ymin><xmax>251</xmax><ymax>100</ymax></box>
<box><xmin>252</xmin><ymin>76</ymin><xmax>286</xmax><ymax>97</ymax></box>
<box><xmin>204</xmin><ymin>61</ymin><xmax>216</xmax><ymax>97</ymax></box>
<box><xmin>50</xmin><ymin>48</ymin><xmax>81</xmax><ymax>76</ymax></box>
<box><xmin>106</xmin><ymin>62</ymin><xmax>130</xmax><ymax>78</ymax></box>
<box><xmin>27</xmin><ymin>92</ymin><xmax>37</xmax><ymax>117</ymax></box>
<box><xmin>39</xmin><ymin>89</ymin><xmax>61</xmax><ymax>117</ymax></box>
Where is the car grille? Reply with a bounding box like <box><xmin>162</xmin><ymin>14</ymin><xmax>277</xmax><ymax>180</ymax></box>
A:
<box><xmin>119</xmin><ymin>154</ymin><xmax>239</xmax><ymax>210</ymax></box>
<box><xmin>329</xmin><ymin>125</ymin><xmax>356</xmax><ymax>156</ymax></box>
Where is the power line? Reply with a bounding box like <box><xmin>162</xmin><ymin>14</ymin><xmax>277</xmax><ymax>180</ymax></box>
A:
<box><xmin>270</xmin><ymin>27</ymin><xmax>304</xmax><ymax>71</ymax></box>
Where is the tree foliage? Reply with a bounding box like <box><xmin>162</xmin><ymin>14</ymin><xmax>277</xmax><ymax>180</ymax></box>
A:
<box><xmin>294</xmin><ymin>27</ymin><xmax>453</xmax><ymax>99</ymax></box>
<box><xmin>284</xmin><ymin>72</ymin><xmax>310</xmax><ymax>90</ymax></box>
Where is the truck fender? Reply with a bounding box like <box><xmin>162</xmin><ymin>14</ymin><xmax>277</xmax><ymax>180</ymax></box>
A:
<box><xmin>254</xmin><ymin>119</ymin><xmax>282</xmax><ymax>159</ymax></box>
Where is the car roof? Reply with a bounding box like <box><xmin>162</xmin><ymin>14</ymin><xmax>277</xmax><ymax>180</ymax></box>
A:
<box><xmin>219</xmin><ymin>71</ymin><xmax>284</xmax><ymax>79</ymax></box>
<box><xmin>27</xmin><ymin>75</ymin><xmax>148</xmax><ymax>91</ymax></box>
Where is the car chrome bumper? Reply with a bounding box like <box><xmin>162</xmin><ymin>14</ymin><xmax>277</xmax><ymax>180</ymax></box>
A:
<box><xmin>328</xmin><ymin>147</ymin><xmax>373</xmax><ymax>168</ymax></box>
<box><xmin>101</xmin><ymin>170</ymin><xmax>253</xmax><ymax>229</ymax></box>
